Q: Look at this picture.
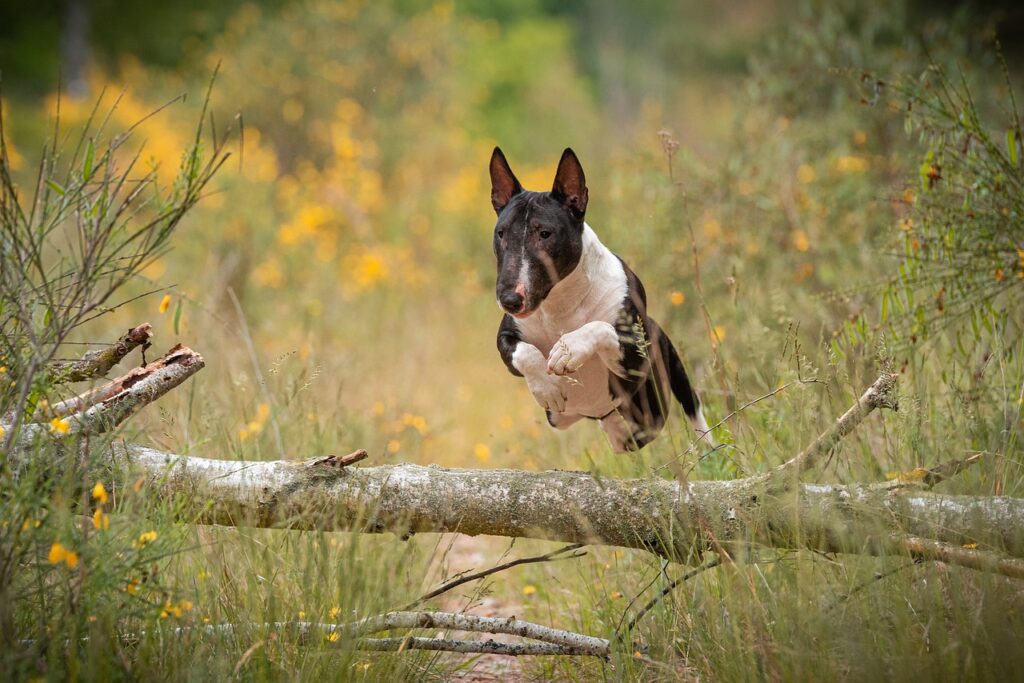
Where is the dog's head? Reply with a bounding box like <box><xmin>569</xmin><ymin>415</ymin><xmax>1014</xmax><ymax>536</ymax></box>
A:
<box><xmin>489</xmin><ymin>147</ymin><xmax>589</xmax><ymax>318</ymax></box>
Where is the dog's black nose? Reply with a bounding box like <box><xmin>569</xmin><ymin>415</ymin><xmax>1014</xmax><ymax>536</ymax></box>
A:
<box><xmin>499</xmin><ymin>291</ymin><xmax>524</xmax><ymax>313</ymax></box>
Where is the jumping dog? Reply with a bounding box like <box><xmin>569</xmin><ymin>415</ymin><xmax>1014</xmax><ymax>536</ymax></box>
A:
<box><xmin>490</xmin><ymin>147</ymin><xmax>710</xmax><ymax>452</ymax></box>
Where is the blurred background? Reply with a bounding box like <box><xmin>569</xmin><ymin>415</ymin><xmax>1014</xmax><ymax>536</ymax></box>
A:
<box><xmin>1</xmin><ymin>0</ymin><xmax>1019</xmax><ymax>468</ymax></box>
<box><xmin>2</xmin><ymin>1</ymin><xmax>1023</xmax><ymax>679</ymax></box>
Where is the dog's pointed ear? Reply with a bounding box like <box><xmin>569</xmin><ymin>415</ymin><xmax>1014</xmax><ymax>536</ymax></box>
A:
<box><xmin>551</xmin><ymin>148</ymin><xmax>588</xmax><ymax>218</ymax></box>
<box><xmin>490</xmin><ymin>147</ymin><xmax>522</xmax><ymax>214</ymax></box>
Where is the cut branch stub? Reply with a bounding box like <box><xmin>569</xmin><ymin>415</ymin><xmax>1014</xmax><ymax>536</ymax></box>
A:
<box><xmin>47</xmin><ymin>323</ymin><xmax>153</xmax><ymax>384</ymax></box>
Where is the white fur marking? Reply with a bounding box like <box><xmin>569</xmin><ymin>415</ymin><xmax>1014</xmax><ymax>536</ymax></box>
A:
<box><xmin>512</xmin><ymin>225</ymin><xmax>628</xmax><ymax>420</ymax></box>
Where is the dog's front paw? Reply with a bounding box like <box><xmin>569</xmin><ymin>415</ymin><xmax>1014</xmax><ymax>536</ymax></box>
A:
<box><xmin>547</xmin><ymin>328</ymin><xmax>598</xmax><ymax>376</ymax></box>
<box><xmin>525</xmin><ymin>373</ymin><xmax>569</xmax><ymax>412</ymax></box>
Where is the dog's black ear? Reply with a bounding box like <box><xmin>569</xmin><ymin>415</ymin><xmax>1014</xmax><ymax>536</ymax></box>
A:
<box><xmin>489</xmin><ymin>147</ymin><xmax>522</xmax><ymax>214</ymax></box>
<box><xmin>551</xmin><ymin>148</ymin><xmax>588</xmax><ymax>218</ymax></box>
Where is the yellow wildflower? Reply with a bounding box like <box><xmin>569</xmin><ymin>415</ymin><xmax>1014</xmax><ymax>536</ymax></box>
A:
<box><xmin>125</xmin><ymin>578</ymin><xmax>140</xmax><ymax>594</ymax></box>
<box><xmin>796</xmin><ymin>164</ymin><xmax>816</xmax><ymax>184</ymax></box>
<box><xmin>712</xmin><ymin>326</ymin><xmax>727</xmax><ymax>344</ymax></box>
<box><xmin>48</xmin><ymin>542</ymin><xmax>78</xmax><ymax>568</ymax></box>
<box><xmin>49</xmin><ymin>417</ymin><xmax>71</xmax><ymax>434</ymax></box>
<box><xmin>159</xmin><ymin>294</ymin><xmax>172</xmax><ymax>314</ymax></box>
<box><xmin>387</xmin><ymin>439</ymin><xmax>401</xmax><ymax>454</ymax></box>
<box><xmin>330</xmin><ymin>606</ymin><xmax>341</xmax><ymax>619</ymax></box>
<box><xmin>473</xmin><ymin>443</ymin><xmax>491</xmax><ymax>464</ymax></box>
<box><xmin>91</xmin><ymin>508</ymin><xmax>109</xmax><ymax>531</ymax></box>
<box><xmin>0</xmin><ymin>425</ymin><xmax>4</xmax><ymax>440</ymax></box>
<box><xmin>835</xmin><ymin>155</ymin><xmax>868</xmax><ymax>174</ymax></box>
<box><xmin>611</xmin><ymin>591</ymin><xmax>623</xmax><ymax>599</ymax></box>
<box><xmin>326</xmin><ymin>632</ymin><xmax>341</xmax><ymax>642</ymax></box>
<box><xmin>160</xmin><ymin>600</ymin><xmax>183</xmax><ymax>619</ymax></box>
<box><xmin>371</xmin><ymin>401</ymin><xmax>385</xmax><ymax>416</ymax></box>
<box><xmin>995</xmin><ymin>268</ymin><xmax>1005</xmax><ymax>282</ymax></box>
<box><xmin>92</xmin><ymin>482</ymin><xmax>109</xmax><ymax>505</ymax></box>
<box><xmin>670</xmin><ymin>291</ymin><xmax>685</xmax><ymax>306</ymax></box>
<box><xmin>133</xmin><ymin>530</ymin><xmax>158</xmax><ymax>548</ymax></box>
<box><xmin>522</xmin><ymin>585</ymin><xmax>537</xmax><ymax>596</ymax></box>
<box><xmin>253</xmin><ymin>258</ymin><xmax>284</xmax><ymax>288</ymax></box>
<box><xmin>853</xmin><ymin>130</ymin><xmax>867</xmax><ymax>146</ymax></box>
<box><xmin>899</xmin><ymin>218</ymin><xmax>913</xmax><ymax>232</ymax></box>
<box><xmin>791</xmin><ymin>230</ymin><xmax>810</xmax><ymax>252</ymax></box>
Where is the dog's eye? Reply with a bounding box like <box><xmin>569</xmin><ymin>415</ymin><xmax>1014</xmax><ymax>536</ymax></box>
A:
<box><xmin>539</xmin><ymin>230</ymin><xmax>552</xmax><ymax>239</ymax></box>
<box><xmin>497</xmin><ymin>229</ymin><xmax>505</xmax><ymax>239</ymax></box>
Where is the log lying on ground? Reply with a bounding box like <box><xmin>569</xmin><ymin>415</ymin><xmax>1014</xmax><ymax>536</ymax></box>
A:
<box><xmin>116</xmin><ymin>443</ymin><xmax>1024</xmax><ymax>574</ymax></box>
<box><xmin>7</xmin><ymin>342</ymin><xmax>1023</xmax><ymax>577</ymax></box>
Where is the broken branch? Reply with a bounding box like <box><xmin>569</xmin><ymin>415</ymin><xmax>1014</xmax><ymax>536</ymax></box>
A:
<box><xmin>47</xmin><ymin>323</ymin><xmax>153</xmax><ymax>384</ymax></box>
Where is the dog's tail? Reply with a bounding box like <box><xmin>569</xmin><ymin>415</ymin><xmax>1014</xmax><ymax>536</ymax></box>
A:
<box><xmin>665</xmin><ymin>340</ymin><xmax>713</xmax><ymax>440</ymax></box>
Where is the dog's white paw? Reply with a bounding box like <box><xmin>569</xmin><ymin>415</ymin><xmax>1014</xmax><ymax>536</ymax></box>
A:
<box><xmin>525</xmin><ymin>372</ymin><xmax>569</xmax><ymax>412</ymax></box>
<box><xmin>547</xmin><ymin>325</ymin><xmax>608</xmax><ymax>376</ymax></box>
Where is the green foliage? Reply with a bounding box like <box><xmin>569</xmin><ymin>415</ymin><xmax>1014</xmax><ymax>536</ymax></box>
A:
<box><xmin>879</xmin><ymin>56</ymin><xmax>1023</xmax><ymax>346</ymax></box>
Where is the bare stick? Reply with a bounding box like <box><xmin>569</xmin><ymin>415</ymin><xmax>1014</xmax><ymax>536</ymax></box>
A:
<box><xmin>352</xmin><ymin>637</ymin><xmax>601</xmax><ymax>656</ymax></box>
<box><xmin>825</xmin><ymin>560</ymin><xmax>920</xmax><ymax>612</ymax></box>
<box><xmin>337</xmin><ymin>611</ymin><xmax>608</xmax><ymax>654</ymax></box>
<box><xmin>920</xmin><ymin>452</ymin><xmax>984</xmax><ymax>489</ymax></box>
<box><xmin>772</xmin><ymin>372</ymin><xmax>898</xmax><ymax>486</ymax></box>
<box><xmin>47</xmin><ymin>323</ymin><xmax>153</xmax><ymax>384</ymax></box>
<box><xmin>894</xmin><ymin>536</ymin><xmax>1024</xmax><ymax>579</ymax></box>
<box><xmin>310</xmin><ymin>450</ymin><xmax>369</xmax><ymax>469</ymax></box>
<box><xmin>402</xmin><ymin>543</ymin><xmax>585</xmax><ymax>611</ymax></box>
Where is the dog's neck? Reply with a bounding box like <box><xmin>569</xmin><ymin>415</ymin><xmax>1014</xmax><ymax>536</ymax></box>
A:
<box><xmin>536</xmin><ymin>224</ymin><xmax>622</xmax><ymax>321</ymax></box>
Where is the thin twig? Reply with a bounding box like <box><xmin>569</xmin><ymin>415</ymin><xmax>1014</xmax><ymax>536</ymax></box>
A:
<box><xmin>825</xmin><ymin>560</ymin><xmax>921</xmax><ymax>612</ymax></box>
<box><xmin>654</xmin><ymin>378</ymin><xmax>826</xmax><ymax>475</ymax></box>
<box><xmin>617</xmin><ymin>555</ymin><xmax>723</xmax><ymax>637</ymax></box>
<box><xmin>402</xmin><ymin>543</ymin><xmax>586</xmax><ymax>611</ymax></box>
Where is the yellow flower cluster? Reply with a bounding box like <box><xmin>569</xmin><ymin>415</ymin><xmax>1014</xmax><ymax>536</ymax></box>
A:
<box><xmin>92</xmin><ymin>482</ymin><xmax>110</xmax><ymax>530</ymax></box>
<box><xmin>49</xmin><ymin>417</ymin><xmax>71</xmax><ymax>434</ymax></box>
<box><xmin>390</xmin><ymin>413</ymin><xmax>428</xmax><ymax>435</ymax></box>
<box><xmin>834</xmin><ymin>155</ymin><xmax>868</xmax><ymax>174</ymax></box>
<box><xmin>160</xmin><ymin>598</ymin><xmax>194</xmax><ymax>619</ymax></box>
<box><xmin>133</xmin><ymin>530</ymin><xmax>158</xmax><ymax>548</ymax></box>
<box><xmin>239</xmin><ymin>403</ymin><xmax>271</xmax><ymax>441</ymax></box>
<box><xmin>48</xmin><ymin>542</ymin><xmax>79</xmax><ymax>568</ymax></box>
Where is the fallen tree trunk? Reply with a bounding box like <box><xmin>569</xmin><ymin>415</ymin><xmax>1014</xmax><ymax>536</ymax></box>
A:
<box><xmin>115</xmin><ymin>443</ymin><xmax>1024</xmax><ymax>574</ymax></box>
<box><xmin>5</xmin><ymin>336</ymin><xmax>1023</xmax><ymax>578</ymax></box>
